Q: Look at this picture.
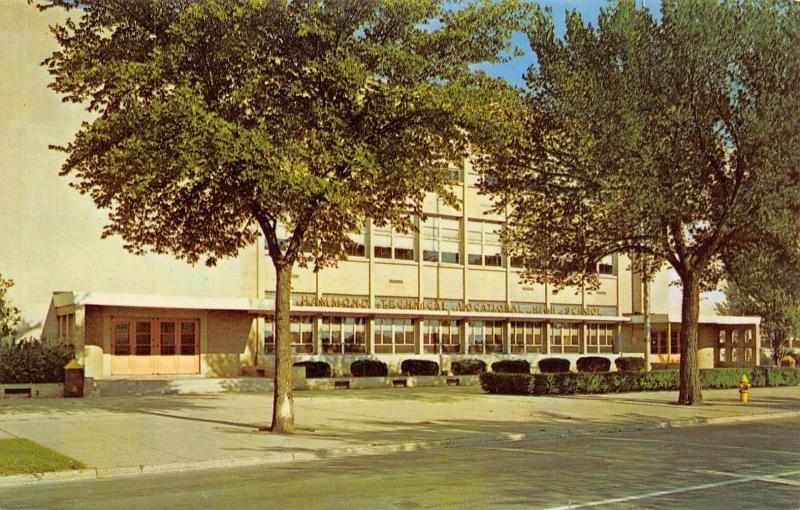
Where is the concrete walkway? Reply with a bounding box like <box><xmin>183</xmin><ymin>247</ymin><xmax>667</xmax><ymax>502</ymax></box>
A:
<box><xmin>0</xmin><ymin>385</ymin><xmax>798</xmax><ymax>485</ymax></box>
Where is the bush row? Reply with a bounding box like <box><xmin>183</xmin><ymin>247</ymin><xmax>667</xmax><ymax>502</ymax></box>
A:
<box><xmin>480</xmin><ymin>367</ymin><xmax>800</xmax><ymax>396</ymax></box>
<box><xmin>292</xmin><ymin>356</ymin><xmax>639</xmax><ymax>378</ymax></box>
<box><xmin>0</xmin><ymin>337</ymin><xmax>74</xmax><ymax>384</ymax></box>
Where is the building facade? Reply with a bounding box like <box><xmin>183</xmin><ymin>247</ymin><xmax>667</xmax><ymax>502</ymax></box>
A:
<box><xmin>4</xmin><ymin>1</ymin><xmax>760</xmax><ymax>380</ymax></box>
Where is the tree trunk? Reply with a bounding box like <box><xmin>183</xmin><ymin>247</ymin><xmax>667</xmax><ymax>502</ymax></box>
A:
<box><xmin>678</xmin><ymin>272</ymin><xmax>703</xmax><ymax>405</ymax></box>
<box><xmin>271</xmin><ymin>262</ymin><xmax>295</xmax><ymax>433</ymax></box>
<box><xmin>643</xmin><ymin>269</ymin><xmax>652</xmax><ymax>372</ymax></box>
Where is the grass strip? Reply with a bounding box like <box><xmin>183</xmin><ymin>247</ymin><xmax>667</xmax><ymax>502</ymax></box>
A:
<box><xmin>0</xmin><ymin>438</ymin><xmax>85</xmax><ymax>476</ymax></box>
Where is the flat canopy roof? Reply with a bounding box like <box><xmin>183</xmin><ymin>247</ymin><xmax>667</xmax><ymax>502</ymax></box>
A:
<box><xmin>628</xmin><ymin>313</ymin><xmax>761</xmax><ymax>326</ymax></box>
<box><xmin>51</xmin><ymin>291</ymin><xmax>632</xmax><ymax>322</ymax></box>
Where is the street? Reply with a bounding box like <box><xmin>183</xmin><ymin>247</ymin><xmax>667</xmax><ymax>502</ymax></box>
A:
<box><xmin>2</xmin><ymin>418</ymin><xmax>798</xmax><ymax>509</ymax></box>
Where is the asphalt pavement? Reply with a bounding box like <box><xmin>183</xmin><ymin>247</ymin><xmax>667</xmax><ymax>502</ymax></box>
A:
<box><xmin>2</xmin><ymin>418</ymin><xmax>797</xmax><ymax>509</ymax></box>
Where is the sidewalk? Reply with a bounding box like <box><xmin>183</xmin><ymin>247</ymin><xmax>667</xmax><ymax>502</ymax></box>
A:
<box><xmin>1</xmin><ymin>385</ymin><xmax>798</xmax><ymax>486</ymax></box>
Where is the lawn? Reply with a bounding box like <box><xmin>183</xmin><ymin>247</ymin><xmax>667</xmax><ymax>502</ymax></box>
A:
<box><xmin>0</xmin><ymin>438</ymin><xmax>86</xmax><ymax>476</ymax></box>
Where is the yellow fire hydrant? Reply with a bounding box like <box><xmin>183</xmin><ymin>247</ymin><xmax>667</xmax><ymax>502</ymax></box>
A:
<box><xmin>739</xmin><ymin>374</ymin><xmax>751</xmax><ymax>404</ymax></box>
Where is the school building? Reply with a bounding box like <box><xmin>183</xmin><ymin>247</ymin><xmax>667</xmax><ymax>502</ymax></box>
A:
<box><xmin>2</xmin><ymin>1</ymin><xmax>760</xmax><ymax>380</ymax></box>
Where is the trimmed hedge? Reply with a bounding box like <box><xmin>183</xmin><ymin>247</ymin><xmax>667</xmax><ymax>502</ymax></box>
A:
<box><xmin>350</xmin><ymin>359</ymin><xmax>388</xmax><ymax>377</ymax></box>
<box><xmin>538</xmin><ymin>358</ymin><xmax>570</xmax><ymax>373</ymax></box>
<box><xmin>576</xmin><ymin>357</ymin><xmax>611</xmax><ymax>373</ymax></box>
<box><xmin>401</xmin><ymin>359</ymin><xmax>439</xmax><ymax>376</ymax></box>
<box><xmin>491</xmin><ymin>359</ymin><xmax>531</xmax><ymax>374</ymax></box>
<box><xmin>0</xmin><ymin>337</ymin><xmax>73</xmax><ymax>384</ymax></box>
<box><xmin>293</xmin><ymin>361</ymin><xmax>331</xmax><ymax>378</ymax></box>
<box><xmin>615</xmin><ymin>357</ymin><xmax>646</xmax><ymax>372</ymax></box>
<box><xmin>451</xmin><ymin>359</ymin><xmax>486</xmax><ymax>375</ymax></box>
<box><xmin>481</xmin><ymin>367</ymin><xmax>800</xmax><ymax>395</ymax></box>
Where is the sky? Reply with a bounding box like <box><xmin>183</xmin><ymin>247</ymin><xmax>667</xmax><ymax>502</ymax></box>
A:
<box><xmin>478</xmin><ymin>0</ymin><xmax>662</xmax><ymax>88</ymax></box>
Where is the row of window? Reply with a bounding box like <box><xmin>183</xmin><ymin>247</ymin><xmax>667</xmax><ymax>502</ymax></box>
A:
<box><xmin>263</xmin><ymin>317</ymin><xmax>617</xmax><ymax>355</ymax></box>
<box><xmin>279</xmin><ymin>218</ymin><xmax>615</xmax><ymax>274</ymax></box>
<box><xmin>111</xmin><ymin>319</ymin><xmax>199</xmax><ymax>356</ymax></box>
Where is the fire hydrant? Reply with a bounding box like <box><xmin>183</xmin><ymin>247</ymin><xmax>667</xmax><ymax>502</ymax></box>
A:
<box><xmin>738</xmin><ymin>375</ymin><xmax>751</xmax><ymax>404</ymax></box>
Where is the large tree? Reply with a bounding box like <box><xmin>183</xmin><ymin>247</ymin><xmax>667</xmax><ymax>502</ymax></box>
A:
<box><xmin>39</xmin><ymin>0</ymin><xmax>528</xmax><ymax>432</ymax></box>
<box><xmin>719</xmin><ymin>237</ymin><xmax>800</xmax><ymax>364</ymax></box>
<box><xmin>474</xmin><ymin>0</ymin><xmax>800</xmax><ymax>404</ymax></box>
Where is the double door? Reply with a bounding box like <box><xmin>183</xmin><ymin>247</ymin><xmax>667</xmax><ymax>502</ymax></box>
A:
<box><xmin>111</xmin><ymin>318</ymin><xmax>200</xmax><ymax>375</ymax></box>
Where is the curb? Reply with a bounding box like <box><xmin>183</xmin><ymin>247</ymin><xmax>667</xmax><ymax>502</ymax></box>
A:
<box><xmin>2</xmin><ymin>410</ymin><xmax>798</xmax><ymax>488</ymax></box>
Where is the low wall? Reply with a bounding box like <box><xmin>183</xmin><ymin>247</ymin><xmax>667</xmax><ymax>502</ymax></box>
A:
<box><xmin>1</xmin><ymin>383</ymin><xmax>64</xmax><ymax>398</ymax></box>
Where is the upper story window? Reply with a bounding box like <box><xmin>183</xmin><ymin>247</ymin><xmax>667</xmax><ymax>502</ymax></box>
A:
<box><xmin>467</xmin><ymin>220</ymin><xmax>503</xmax><ymax>267</ymax></box>
<box><xmin>423</xmin><ymin>216</ymin><xmax>461</xmax><ymax>264</ymax></box>
<box><xmin>448</xmin><ymin>166</ymin><xmax>463</xmax><ymax>184</ymax></box>
<box><xmin>374</xmin><ymin>222</ymin><xmax>416</xmax><ymax>261</ymax></box>
<box><xmin>346</xmin><ymin>223</ymin><xmax>367</xmax><ymax>258</ymax></box>
<box><xmin>597</xmin><ymin>255</ymin><xmax>615</xmax><ymax>275</ymax></box>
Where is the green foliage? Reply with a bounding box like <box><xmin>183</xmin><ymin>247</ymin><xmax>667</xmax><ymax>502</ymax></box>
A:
<box><xmin>576</xmin><ymin>356</ymin><xmax>611</xmax><ymax>373</ymax></box>
<box><xmin>474</xmin><ymin>0</ymin><xmax>800</xmax><ymax>404</ymax></box>
<box><xmin>481</xmin><ymin>368</ymin><xmax>800</xmax><ymax>395</ymax></box>
<box><xmin>491</xmin><ymin>359</ymin><xmax>531</xmax><ymax>374</ymax></box>
<box><xmin>37</xmin><ymin>0</ymin><xmax>531</xmax><ymax>431</ymax></box>
<box><xmin>450</xmin><ymin>359</ymin><xmax>486</xmax><ymax>375</ymax></box>
<box><xmin>401</xmin><ymin>359</ymin><xmax>439</xmax><ymax>376</ymax></box>
<box><xmin>614</xmin><ymin>357</ymin><xmax>646</xmax><ymax>372</ymax></box>
<box><xmin>349</xmin><ymin>359</ymin><xmax>388</xmax><ymax>377</ymax></box>
<box><xmin>0</xmin><ymin>337</ymin><xmax>73</xmax><ymax>384</ymax></box>
<box><xmin>537</xmin><ymin>358</ymin><xmax>570</xmax><ymax>373</ymax></box>
<box><xmin>718</xmin><ymin>279</ymin><xmax>800</xmax><ymax>364</ymax></box>
<box><xmin>0</xmin><ymin>274</ymin><xmax>21</xmax><ymax>340</ymax></box>
<box><xmin>293</xmin><ymin>361</ymin><xmax>331</xmax><ymax>379</ymax></box>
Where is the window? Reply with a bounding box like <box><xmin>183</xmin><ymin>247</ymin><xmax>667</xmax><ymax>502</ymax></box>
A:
<box><xmin>550</xmin><ymin>322</ymin><xmax>579</xmax><ymax>353</ymax></box>
<box><xmin>374</xmin><ymin>223</ymin><xmax>416</xmax><ymax>261</ymax></box>
<box><xmin>448</xmin><ymin>166</ymin><xmax>463</xmax><ymax>183</ymax></box>
<box><xmin>650</xmin><ymin>331</ymin><xmax>670</xmax><ymax>355</ymax></box>
<box><xmin>670</xmin><ymin>330</ymin><xmax>680</xmax><ymax>353</ymax></box>
<box><xmin>423</xmin><ymin>216</ymin><xmax>461</xmax><ymax>264</ymax></box>
<box><xmin>510</xmin><ymin>255</ymin><xmax>524</xmax><ymax>269</ymax></box>
<box><xmin>111</xmin><ymin>318</ymin><xmax>198</xmax><ymax>356</ymax></box>
<box><xmin>320</xmin><ymin>316</ymin><xmax>366</xmax><ymax>354</ymax></box>
<box><xmin>468</xmin><ymin>220</ymin><xmax>503</xmax><ymax>267</ymax></box>
<box><xmin>597</xmin><ymin>255</ymin><xmax>615</xmax><ymax>275</ymax></box>
<box><xmin>586</xmin><ymin>323</ymin><xmax>615</xmax><ymax>353</ymax></box>
<box><xmin>264</xmin><ymin>316</ymin><xmax>314</xmax><ymax>354</ymax></box>
<box><xmin>468</xmin><ymin>320</ymin><xmax>504</xmax><ymax>354</ymax></box>
<box><xmin>346</xmin><ymin>224</ymin><xmax>367</xmax><ymax>258</ymax></box>
<box><xmin>510</xmin><ymin>321</ymin><xmax>543</xmax><ymax>354</ymax></box>
<box><xmin>423</xmin><ymin>320</ymin><xmax>461</xmax><ymax>354</ymax></box>
<box><xmin>58</xmin><ymin>314</ymin><xmax>75</xmax><ymax>344</ymax></box>
<box><xmin>374</xmin><ymin>318</ymin><xmax>415</xmax><ymax>354</ymax></box>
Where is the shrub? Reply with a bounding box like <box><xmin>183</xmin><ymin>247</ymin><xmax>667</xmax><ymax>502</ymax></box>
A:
<box><xmin>491</xmin><ymin>359</ymin><xmax>531</xmax><ymax>374</ymax></box>
<box><xmin>401</xmin><ymin>359</ymin><xmax>439</xmax><ymax>376</ymax></box>
<box><xmin>0</xmin><ymin>337</ymin><xmax>73</xmax><ymax>384</ymax></box>
<box><xmin>350</xmin><ymin>359</ymin><xmax>388</xmax><ymax>377</ymax></box>
<box><xmin>576</xmin><ymin>356</ymin><xmax>611</xmax><ymax>373</ymax></box>
<box><xmin>480</xmin><ymin>367</ymin><xmax>800</xmax><ymax>395</ymax></box>
<box><xmin>451</xmin><ymin>359</ymin><xmax>486</xmax><ymax>375</ymax></box>
<box><xmin>614</xmin><ymin>357</ymin><xmax>646</xmax><ymax>372</ymax></box>
<box><xmin>538</xmin><ymin>358</ymin><xmax>570</xmax><ymax>373</ymax></box>
<box><xmin>293</xmin><ymin>361</ymin><xmax>331</xmax><ymax>378</ymax></box>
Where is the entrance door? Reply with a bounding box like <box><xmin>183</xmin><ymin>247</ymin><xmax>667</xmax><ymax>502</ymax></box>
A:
<box><xmin>111</xmin><ymin>318</ymin><xmax>200</xmax><ymax>375</ymax></box>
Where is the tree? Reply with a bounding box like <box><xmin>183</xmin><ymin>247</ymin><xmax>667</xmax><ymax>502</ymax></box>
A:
<box><xmin>719</xmin><ymin>239</ymin><xmax>800</xmax><ymax>364</ymax></box>
<box><xmin>0</xmin><ymin>274</ymin><xmax>21</xmax><ymax>340</ymax></box>
<box><xmin>38</xmin><ymin>0</ymin><xmax>528</xmax><ymax>432</ymax></box>
<box><xmin>474</xmin><ymin>0</ymin><xmax>800</xmax><ymax>405</ymax></box>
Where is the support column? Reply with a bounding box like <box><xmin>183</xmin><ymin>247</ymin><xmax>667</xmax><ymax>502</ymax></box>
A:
<box><xmin>614</xmin><ymin>322</ymin><xmax>622</xmax><ymax>354</ymax></box>
<box><xmin>73</xmin><ymin>306</ymin><xmax>86</xmax><ymax>365</ymax></box>
<box><xmin>543</xmin><ymin>322</ymin><xmax>551</xmax><ymax>355</ymax></box>
<box><xmin>580</xmin><ymin>323</ymin><xmax>588</xmax><ymax>354</ymax></box>
<box><xmin>754</xmin><ymin>323</ymin><xmax>761</xmax><ymax>367</ymax></box>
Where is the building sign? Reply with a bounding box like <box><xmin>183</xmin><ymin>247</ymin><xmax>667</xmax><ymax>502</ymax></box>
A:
<box><xmin>265</xmin><ymin>291</ymin><xmax>615</xmax><ymax>316</ymax></box>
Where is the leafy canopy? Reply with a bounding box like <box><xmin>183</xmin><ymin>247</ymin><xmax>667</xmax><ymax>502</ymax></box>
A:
<box><xmin>42</xmin><ymin>0</ymin><xmax>529</xmax><ymax>269</ymax></box>
<box><xmin>0</xmin><ymin>275</ymin><xmax>21</xmax><ymax>340</ymax></box>
<box><xmin>475</xmin><ymin>0</ymin><xmax>800</xmax><ymax>292</ymax></box>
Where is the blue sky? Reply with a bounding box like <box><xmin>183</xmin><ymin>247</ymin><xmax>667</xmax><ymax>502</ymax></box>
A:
<box><xmin>480</xmin><ymin>0</ymin><xmax>662</xmax><ymax>88</ymax></box>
